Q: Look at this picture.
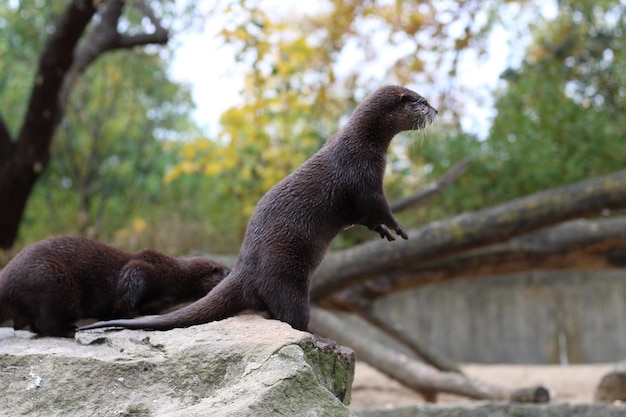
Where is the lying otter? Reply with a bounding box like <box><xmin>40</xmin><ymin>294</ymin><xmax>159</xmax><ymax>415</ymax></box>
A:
<box><xmin>0</xmin><ymin>235</ymin><xmax>229</xmax><ymax>337</ymax></box>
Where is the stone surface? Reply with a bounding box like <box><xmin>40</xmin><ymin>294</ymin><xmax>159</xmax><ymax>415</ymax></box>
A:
<box><xmin>354</xmin><ymin>403</ymin><xmax>626</xmax><ymax>417</ymax></box>
<box><xmin>0</xmin><ymin>315</ymin><xmax>356</xmax><ymax>417</ymax></box>
<box><xmin>594</xmin><ymin>363</ymin><xmax>626</xmax><ymax>402</ymax></box>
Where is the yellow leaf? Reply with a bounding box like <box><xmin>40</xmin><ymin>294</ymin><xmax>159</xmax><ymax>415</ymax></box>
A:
<box><xmin>163</xmin><ymin>166</ymin><xmax>182</xmax><ymax>184</ymax></box>
<box><xmin>132</xmin><ymin>218</ymin><xmax>147</xmax><ymax>233</ymax></box>
<box><xmin>204</xmin><ymin>163</ymin><xmax>223</xmax><ymax>177</ymax></box>
<box><xmin>183</xmin><ymin>143</ymin><xmax>196</xmax><ymax>160</ymax></box>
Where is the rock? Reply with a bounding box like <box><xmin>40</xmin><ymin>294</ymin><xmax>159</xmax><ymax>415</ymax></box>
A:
<box><xmin>594</xmin><ymin>363</ymin><xmax>626</xmax><ymax>402</ymax></box>
<box><xmin>0</xmin><ymin>315</ymin><xmax>356</xmax><ymax>417</ymax></box>
<box><xmin>354</xmin><ymin>403</ymin><xmax>626</xmax><ymax>417</ymax></box>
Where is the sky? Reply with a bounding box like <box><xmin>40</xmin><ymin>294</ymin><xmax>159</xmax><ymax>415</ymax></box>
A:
<box><xmin>169</xmin><ymin>27</ymin><xmax>243</xmax><ymax>137</ymax></box>
<box><xmin>168</xmin><ymin>1</ymin><xmax>557</xmax><ymax>139</ymax></box>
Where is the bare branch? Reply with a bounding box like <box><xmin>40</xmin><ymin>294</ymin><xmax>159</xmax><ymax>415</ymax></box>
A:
<box><xmin>309</xmin><ymin>306</ymin><xmax>549</xmax><ymax>402</ymax></box>
<box><xmin>59</xmin><ymin>0</ymin><xmax>169</xmax><ymax>110</ymax></box>
<box><xmin>311</xmin><ymin>169</ymin><xmax>626</xmax><ymax>301</ymax></box>
<box><xmin>103</xmin><ymin>0</ymin><xmax>169</xmax><ymax>50</ymax></box>
<box><xmin>348</xmin><ymin>304</ymin><xmax>463</xmax><ymax>374</ymax></box>
<box><xmin>330</xmin><ymin>216</ymin><xmax>626</xmax><ymax>303</ymax></box>
<box><xmin>390</xmin><ymin>157</ymin><xmax>469</xmax><ymax>213</ymax></box>
<box><xmin>130</xmin><ymin>0</ymin><xmax>169</xmax><ymax>46</ymax></box>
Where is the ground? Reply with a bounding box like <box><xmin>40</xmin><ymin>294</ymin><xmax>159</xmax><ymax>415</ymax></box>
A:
<box><xmin>350</xmin><ymin>361</ymin><xmax>614</xmax><ymax>409</ymax></box>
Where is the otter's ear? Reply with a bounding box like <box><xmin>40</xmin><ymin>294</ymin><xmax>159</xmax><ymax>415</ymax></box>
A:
<box><xmin>400</xmin><ymin>93</ymin><xmax>418</xmax><ymax>103</ymax></box>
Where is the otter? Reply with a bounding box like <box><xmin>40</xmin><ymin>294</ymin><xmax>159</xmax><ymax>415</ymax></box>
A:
<box><xmin>80</xmin><ymin>85</ymin><xmax>437</xmax><ymax>333</ymax></box>
<box><xmin>0</xmin><ymin>235</ymin><xmax>229</xmax><ymax>337</ymax></box>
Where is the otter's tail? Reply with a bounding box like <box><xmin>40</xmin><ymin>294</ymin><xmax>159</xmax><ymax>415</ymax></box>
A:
<box><xmin>79</xmin><ymin>278</ymin><xmax>245</xmax><ymax>331</ymax></box>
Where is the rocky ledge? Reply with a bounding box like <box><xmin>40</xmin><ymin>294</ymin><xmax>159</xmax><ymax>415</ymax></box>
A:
<box><xmin>0</xmin><ymin>315</ymin><xmax>356</xmax><ymax>417</ymax></box>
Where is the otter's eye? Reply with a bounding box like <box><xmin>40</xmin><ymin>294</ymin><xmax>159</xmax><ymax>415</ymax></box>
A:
<box><xmin>400</xmin><ymin>94</ymin><xmax>427</xmax><ymax>106</ymax></box>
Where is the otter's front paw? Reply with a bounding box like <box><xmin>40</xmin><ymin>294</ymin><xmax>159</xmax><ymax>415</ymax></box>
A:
<box><xmin>395</xmin><ymin>225</ymin><xmax>408</xmax><ymax>240</ymax></box>
<box><xmin>371</xmin><ymin>224</ymin><xmax>396</xmax><ymax>241</ymax></box>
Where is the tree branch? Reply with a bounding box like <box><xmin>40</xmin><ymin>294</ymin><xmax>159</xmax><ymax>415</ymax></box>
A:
<box><xmin>1</xmin><ymin>0</ymin><xmax>173</xmax><ymax>249</ymax></box>
<box><xmin>390</xmin><ymin>157</ymin><xmax>469</xmax><ymax>213</ymax></box>
<box><xmin>348</xmin><ymin>304</ymin><xmax>462</xmax><ymax>374</ymax></box>
<box><xmin>309</xmin><ymin>306</ymin><xmax>549</xmax><ymax>402</ymax></box>
<box><xmin>127</xmin><ymin>0</ymin><xmax>169</xmax><ymax>47</ymax></box>
<box><xmin>311</xmin><ymin>169</ymin><xmax>626</xmax><ymax>301</ymax></box>
<box><xmin>329</xmin><ymin>216</ymin><xmax>626</xmax><ymax>304</ymax></box>
<box><xmin>59</xmin><ymin>0</ymin><xmax>169</xmax><ymax>110</ymax></box>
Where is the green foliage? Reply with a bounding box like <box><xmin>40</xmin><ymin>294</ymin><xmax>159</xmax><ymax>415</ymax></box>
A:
<box><xmin>0</xmin><ymin>1</ymin><xmax>65</xmax><ymax>135</ymax></box>
<box><xmin>3</xmin><ymin>1</ymin><xmax>206</xmax><ymax>253</ymax></box>
<box><xmin>20</xmin><ymin>49</ymin><xmax>199</xmax><ymax>245</ymax></box>
<box><xmin>165</xmin><ymin>0</ymin><xmax>533</xmax><ymax>243</ymax></box>
<box><xmin>165</xmin><ymin>1</ymin><xmax>351</xmax><ymax>226</ymax></box>
<box><xmin>488</xmin><ymin>0</ymin><xmax>626</xmax><ymax>195</ymax></box>
<box><xmin>414</xmin><ymin>0</ymin><xmax>626</xmax><ymax>221</ymax></box>
<box><xmin>7</xmin><ymin>0</ymin><xmax>625</xmax><ymax>256</ymax></box>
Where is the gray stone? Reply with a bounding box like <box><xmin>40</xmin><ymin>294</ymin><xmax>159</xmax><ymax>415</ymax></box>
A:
<box><xmin>354</xmin><ymin>403</ymin><xmax>626</xmax><ymax>417</ymax></box>
<box><xmin>0</xmin><ymin>315</ymin><xmax>356</xmax><ymax>417</ymax></box>
<box><xmin>595</xmin><ymin>363</ymin><xmax>626</xmax><ymax>402</ymax></box>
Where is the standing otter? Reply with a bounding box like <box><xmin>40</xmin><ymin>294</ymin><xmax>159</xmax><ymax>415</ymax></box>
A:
<box><xmin>80</xmin><ymin>85</ymin><xmax>437</xmax><ymax>333</ymax></box>
<box><xmin>0</xmin><ymin>235</ymin><xmax>229</xmax><ymax>337</ymax></box>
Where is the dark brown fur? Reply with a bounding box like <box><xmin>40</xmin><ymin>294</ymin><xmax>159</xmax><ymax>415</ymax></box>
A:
<box><xmin>80</xmin><ymin>85</ymin><xmax>437</xmax><ymax>333</ymax></box>
<box><xmin>0</xmin><ymin>235</ymin><xmax>229</xmax><ymax>337</ymax></box>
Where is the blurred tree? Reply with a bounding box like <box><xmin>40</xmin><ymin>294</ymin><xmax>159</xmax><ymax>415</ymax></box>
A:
<box><xmin>415</xmin><ymin>0</ymin><xmax>626</xmax><ymax>218</ymax></box>
<box><xmin>20</xmin><ymin>51</ymin><xmax>197</xmax><ymax>242</ymax></box>
<box><xmin>166</xmin><ymin>0</ymin><xmax>538</xmax><ymax>239</ymax></box>
<box><xmin>0</xmin><ymin>0</ymin><xmax>180</xmax><ymax>249</ymax></box>
<box><xmin>487</xmin><ymin>0</ymin><xmax>626</xmax><ymax>195</ymax></box>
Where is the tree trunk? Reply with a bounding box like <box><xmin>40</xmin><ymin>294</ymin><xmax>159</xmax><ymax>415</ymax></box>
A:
<box><xmin>0</xmin><ymin>0</ymin><xmax>98</xmax><ymax>249</ymax></box>
<box><xmin>309</xmin><ymin>306</ymin><xmax>548</xmax><ymax>402</ymax></box>
<box><xmin>0</xmin><ymin>0</ymin><xmax>168</xmax><ymax>249</ymax></box>
<box><xmin>345</xmin><ymin>304</ymin><xmax>463</xmax><ymax>374</ymax></box>
<box><xmin>329</xmin><ymin>216</ymin><xmax>626</xmax><ymax>304</ymax></box>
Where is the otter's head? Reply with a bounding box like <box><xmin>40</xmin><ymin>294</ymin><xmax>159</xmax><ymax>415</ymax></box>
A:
<box><xmin>184</xmin><ymin>258</ymin><xmax>230</xmax><ymax>294</ymax></box>
<box><xmin>351</xmin><ymin>85</ymin><xmax>438</xmax><ymax>137</ymax></box>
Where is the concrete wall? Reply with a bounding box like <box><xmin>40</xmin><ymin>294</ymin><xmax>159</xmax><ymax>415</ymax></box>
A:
<box><xmin>371</xmin><ymin>270</ymin><xmax>626</xmax><ymax>364</ymax></box>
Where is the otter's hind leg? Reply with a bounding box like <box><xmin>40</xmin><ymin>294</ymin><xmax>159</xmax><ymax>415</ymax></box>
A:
<box><xmin>32</xmin><ymin>317</ymin><xmax>77</xmax><ymax>338</ymax></box>
<box><xmin>31</xmin><ymin>305</ymin><xmax>78</xmax><ymax>338</ymax></box>
<box><xmin>12</xmin><ymin>313</ymin><xmax>31</xmax><ymax>330</ymax></box>
<box><xmin>264</xmin><ymin>291</ymin><xmax>310</xmax><ymax>332</ymax></box>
